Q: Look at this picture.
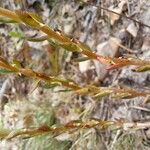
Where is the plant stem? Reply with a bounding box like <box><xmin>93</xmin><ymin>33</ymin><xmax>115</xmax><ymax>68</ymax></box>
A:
<box><xmin>0</xmin><ymin>7</ymin><xmax>21</xmax><ymax>23</ymax></box>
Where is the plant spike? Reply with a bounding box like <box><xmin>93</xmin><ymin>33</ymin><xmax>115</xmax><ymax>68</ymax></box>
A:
<box><xmin>1</xmin><ymin>7</ymin><xmax>150</xmax><ymax>71</ymax></box>
<box><xmin>1</xmin><ymin>118</ymin><xmax>150</xmax><ymax>140</ymax></box>
<box><xmin>0</xmin><ymin>57</ymin><xmax>149</xmax><ymax>99</ymax></box>
<box><xmin>0</xmin><ymin>8</ymin><xmax>103</xmax><ymax>61</ymax></box>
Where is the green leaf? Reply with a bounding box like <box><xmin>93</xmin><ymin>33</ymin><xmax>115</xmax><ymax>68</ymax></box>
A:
<box><xmin>54</xmin><ymin>89</ymin><xmax>72</xmax><ymax>93</ymax></box>
<box><xmin>0</xmin><ymin>69</ymin><xmax>14</xmax><ymax>74</ymax></box>
<box><xmin>9</xmin><ymin>31</ymin><xmax>24</xmax><ymax>39</ymax></box>
<box><xmin>21</xmin><ymin>107</ymin><xmax>72</xmax><ymax>150</ymax></box>
<box><xmin>60</xmin><ymin>42</ymin><xmax>82</xmax><ymax>52</ymax></box>
<box><xmin>135</xmin><ymin>65</ymin><xmax>150</xmax><ymax>72</ymax></box>
<box><xmin>40</xmin><ymin>82</ymin><xmax>61</xmax><ymax>89</ymax></box>
<box><xmin>27</xmin><ymin>36</ymin><xmax>48</xmax><ymax>42</ymax></box>
<box><xmin>35</xmin><ymin>108</ymin><xmax>55</xmax><ymax>126</ymax></box>
<box><xmin>11</xmin><ymin>60</ymin><xmax>22</xmax><ymax>68</ymax></box>
<box><xmin>22</xmin><ymin>135</ymin><xmax>72</xmax><ymax>150</ymax></box>
<box><xmin>93</xmin><ymin>91</ymin><xmax>111</xmax><ymax>99</ymax></box>
<box><xmin>0</xmin><ymin>17</ymin><xmax>17</xmax><ymax>23</ymax></box>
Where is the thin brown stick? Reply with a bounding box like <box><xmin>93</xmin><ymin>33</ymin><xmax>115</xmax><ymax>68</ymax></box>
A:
<box><xmin>99</xmin><ymin>6</ymin><xmax>150</xmax><ymax>28</ymax></box>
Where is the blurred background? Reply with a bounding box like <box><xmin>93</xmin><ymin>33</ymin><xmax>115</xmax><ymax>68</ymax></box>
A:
<box><xmin>0</xmin><ymin>0</ymin><xmax>150</xmax><ymax>149</ymax></box>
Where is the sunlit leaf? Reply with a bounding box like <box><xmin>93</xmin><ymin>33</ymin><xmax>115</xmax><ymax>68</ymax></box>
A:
<box><xmin>15</xmin><ymin>10</ymin><xmax>44</xmax><ymax>29</ymax></box>
<box><xmin>112</xmin><ymin>93</ymin><xmax>134</xmax><ymax>99</ymax></box>
<box><xmin>93</xmin><ymin>91</ymin><xmax>111</xmax><ymax>98</ymax></box>
<box><xmin>135</xmin><ymin>65</ymin><xmax>150</xmax><ymax>72</ymax></box>
<box><xmin>11</xmin><ymin>60</ymin><xmax>22</xmax><ymax>68</ymax></box>
<box><xmin>28</xmin><ymin>12</ymin><xmax>44</xmax><ymax>24</ymax></box>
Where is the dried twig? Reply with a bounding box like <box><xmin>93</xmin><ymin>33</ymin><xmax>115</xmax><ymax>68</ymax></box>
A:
<box><xmin>99</xmin><ymin>6</ymin><xmax>150</xmax><ymax>29</ymax></box>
